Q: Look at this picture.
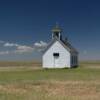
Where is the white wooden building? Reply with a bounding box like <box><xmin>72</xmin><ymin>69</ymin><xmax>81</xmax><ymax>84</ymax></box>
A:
<box><xmin>42</xmin><ymin>25</ymin><xmax>78</xmax><ymax>68</ymax></box>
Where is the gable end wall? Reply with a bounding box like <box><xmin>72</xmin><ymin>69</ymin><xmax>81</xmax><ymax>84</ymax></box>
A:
<box><xmin>43</xmin><ymin>41</ymin><xmax>71</xmax><ymax>68</ymax></box>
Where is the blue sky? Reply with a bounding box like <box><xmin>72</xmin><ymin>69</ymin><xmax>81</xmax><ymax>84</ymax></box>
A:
<box><xmin>0</xmin><ymin>0</ymin><xmax>100</xmax><ymax>61</ymax></box>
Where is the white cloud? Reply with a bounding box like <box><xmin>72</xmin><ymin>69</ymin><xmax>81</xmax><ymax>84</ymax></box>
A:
<box><xmin>0</xmin><ymin>51</ymin><xmax>9</xmax><ymax>55</ymax></box>
<box><xmin>0</xmin><ymin>41</ymin><xmax>34</xmax><ymax>55</ymax></box>
<box><xmin>34</xmin><ymin>41</ymin><xmax>48</xmax><ymax>52</ymax></box>
<box><xmin>34</xmin><ymin>41</ymin><xmax>47</xmax><ymax>47</ymax></box>
<box><xmin>14</xmin><ymin>45</ymin><xmax>34</xmax><ymax>54</ymax></box>
<box><xmin>0</xmin><ymin>46</ymin><xmax>34</xmax><ymax>55</ymax></box>
<box><xmin>4</xmin><ymin>42</ymin><xmax>19</xmax><ymax>47</ymax></box>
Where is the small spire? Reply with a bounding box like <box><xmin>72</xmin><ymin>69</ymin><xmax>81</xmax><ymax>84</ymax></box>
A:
<box><xmin>55</xmin><ymin>22</ymin><xmax>59</xmax><ymax>28</ymax></box>
<box><xmin>52</xmin><ymin>23</ymin><xmax>62</xmax><ymax>40</ymax></box>
<box><xmin>52</xmin><ymin>23</ymin><xmax>62</xmax><ymax>33</ymax></box>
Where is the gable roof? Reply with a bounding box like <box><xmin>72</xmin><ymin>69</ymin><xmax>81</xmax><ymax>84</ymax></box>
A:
<box><xmin>43</xmin><ymin>37</ymin><xmax>78</xmax><ymax>55</ymax></box>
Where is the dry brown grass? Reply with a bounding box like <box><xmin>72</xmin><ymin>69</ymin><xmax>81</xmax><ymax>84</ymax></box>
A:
<box><xmin>0</xmin><ymin>80</ymin><xmax>100</xmax><ymax>100</ymax></box>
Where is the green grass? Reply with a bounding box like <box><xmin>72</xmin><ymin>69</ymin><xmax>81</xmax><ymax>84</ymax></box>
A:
<box><xmin>0</xmin><ymin>67</ymin><xmax>100</xmax><ymax>84</ymax></box>
<box><xmin>0</xmin><ymin>62</ymin><xmax>99</xmax><ymax>100</ymax></box>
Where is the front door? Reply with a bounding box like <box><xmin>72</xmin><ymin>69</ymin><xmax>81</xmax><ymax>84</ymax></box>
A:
<box><xmin>54</xmin><ymin>57</ymin><xmax>59</xmax><ymax>67</ymax></box>
<box><xmin>53</xmin><ymin>53</ymin><xmax>59</xmax><ymax>67</ymax></box>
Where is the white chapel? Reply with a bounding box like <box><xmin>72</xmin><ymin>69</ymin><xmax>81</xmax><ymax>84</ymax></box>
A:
<box><xmin>42</xmin><ymin>24</ymin><xmax>78</xmax><ymax>68</ymax></box>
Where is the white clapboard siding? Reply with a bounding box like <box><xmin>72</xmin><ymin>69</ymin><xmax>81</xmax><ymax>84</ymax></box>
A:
<box><xmin>43</xmin><ymin>41</ymin><xmax>71</xmax><ymax>68</ymax></box>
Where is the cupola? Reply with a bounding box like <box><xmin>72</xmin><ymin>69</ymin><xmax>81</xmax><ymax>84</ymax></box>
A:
<box><xmin>52</xmin><ymin>24</ymin><xmax>62</xmax><ymax>40</ymax></box>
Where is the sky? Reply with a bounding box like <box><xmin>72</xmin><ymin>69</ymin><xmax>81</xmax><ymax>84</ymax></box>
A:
<box><xmin>0</xmin><ymin>0</ymin><xmax>100</xmax><ymax>61</ymax></box>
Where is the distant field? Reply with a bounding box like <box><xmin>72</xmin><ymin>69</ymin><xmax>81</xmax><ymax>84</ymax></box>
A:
<box><xmin>0</xmin><ymin>61</ymin><xmax>42</xmax><ymax>67</ymax></box>
<box><xmin>0</xmin><ymin>61</ymin><xmax>100</xmax><ymax>100</ymax></box>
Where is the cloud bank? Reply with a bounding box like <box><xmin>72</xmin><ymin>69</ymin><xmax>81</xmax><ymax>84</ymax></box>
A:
<box><xmin>0</xmin><ymin>40</ymin><xmax>48</xmax><ymax>55</ymax></box>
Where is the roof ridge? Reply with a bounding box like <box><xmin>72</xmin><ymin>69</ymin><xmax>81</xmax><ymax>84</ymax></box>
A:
<box><xmin>43</xmin><ymin>37</ymin><xmax>78</xmax><ymax>54</ymax></box>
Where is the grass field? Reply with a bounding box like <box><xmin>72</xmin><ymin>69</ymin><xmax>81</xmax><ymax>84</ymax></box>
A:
<box><xmin>0</xmin><ymin>61</ymin><xmax>100</xmax><ymax>100</ymax></box>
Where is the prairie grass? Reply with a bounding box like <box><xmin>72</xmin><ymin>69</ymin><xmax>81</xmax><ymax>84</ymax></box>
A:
<box><xmin>0</xmin><ymin>61</ymin><xmax>99</xmax><ymax>100</ymax></box>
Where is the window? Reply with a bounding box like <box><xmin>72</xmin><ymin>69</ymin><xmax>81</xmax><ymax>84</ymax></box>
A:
<box><xmin>76</xmin><ymin>56</ymin><xmax>77</xmax><ymax>64</ymax></box>
<box><xmin>71</xmin><ymin>56</ymin><xmax>73</xmax><ymax>64</ymax></box>
<box><xmin>53</xmin><ymin>53</ymin><xmax>59</xmax><ymax>57</ymax></box>
<box><xmin>71</xmin><ymin>56</ymin><xmax>75</xmax><ymax>65</ymax></box>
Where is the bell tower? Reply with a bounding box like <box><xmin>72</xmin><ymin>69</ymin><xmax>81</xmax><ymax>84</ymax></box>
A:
<box><xmin>52</xmin><ymin>24</ymin><xmax>62</xmax><ymax>40</ymax></box>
